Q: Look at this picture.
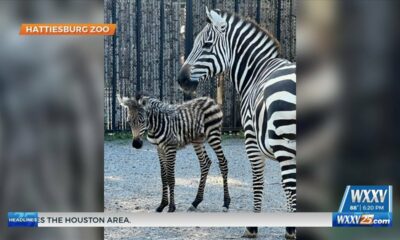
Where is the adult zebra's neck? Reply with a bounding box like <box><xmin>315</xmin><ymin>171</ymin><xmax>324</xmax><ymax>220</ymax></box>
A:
<box><xmin>223</xmin><ymin>12</ymin><xmax>280</xmax><ymax>97</ymax></box>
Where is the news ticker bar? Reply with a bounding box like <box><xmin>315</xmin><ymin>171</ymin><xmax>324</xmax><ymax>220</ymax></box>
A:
<box><xmin>9</xmin><ymin>212</ymin><xmax>332</xmax><ymax>227</ymax></box>
<box><xmin>9</xmin><ymin>186</ymin><xmax>392</xmax><ymax>228</ymax></box>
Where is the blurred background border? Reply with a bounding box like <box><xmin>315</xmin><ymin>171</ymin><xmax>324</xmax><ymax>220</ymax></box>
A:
<box><xmin>0</xmin><ymin>0</ymin><xmax>399</xmax><ymax>240</ymax></box>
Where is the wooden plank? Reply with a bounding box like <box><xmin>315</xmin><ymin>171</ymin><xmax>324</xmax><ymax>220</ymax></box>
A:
<box><xmin>216</xmin><ymin>75</ymin><xmax>224</xmax><ymax>105</ymax></box>
<box><xmin>159</xmin><ymin>0</ymin><xmax>165</xmax><ymax>100</ymax></box>
<box><xmin>111</xmin><ymin>0</ymin><xmax>117</xmax><ymax>131</ymax></box>
<box><xmin>136</xmin><ymin>0</ymin><xmax>142</xmax><ymax>92</ymax></box>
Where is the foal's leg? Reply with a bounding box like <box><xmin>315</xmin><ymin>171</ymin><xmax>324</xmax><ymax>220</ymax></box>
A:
<box><xmin>164</xmin><ymin>146</ymin><xmax>177</xmax><ymax>212</ymax></box>
<box><xmin>156</xmin><ymin>148</ymin><xmax>168</xmax><ymax>212</ymax></box>
<box><xmin>207</xmin><ymin>129</ymin><xmax>230</xmax><ymax>211</ymax></box>
<box><xmin>188</xmin><ymin>143</ymin><xmax>211</xmax><ymax>211</ymax></box>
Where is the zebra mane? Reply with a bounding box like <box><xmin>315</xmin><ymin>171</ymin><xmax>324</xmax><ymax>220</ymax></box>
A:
<box><xmin>145</xmin><ymin>97</ymin><xmax>177</xmax><ymax>113</ymax></box>
<box><xmin>217</xmin><ymin>9</ymin><xmax>281</xmax><ymax>55</ymax></box>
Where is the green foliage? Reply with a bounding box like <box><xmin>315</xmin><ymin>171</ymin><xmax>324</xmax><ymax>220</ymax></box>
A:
<box><xmin>222</xmin><ymin>131</ymin><xmax>244</xmax><ymax>139</ymax></box>
<box><xmin>104</xmin><ymin>131</ymin><xmax>132</xmax><ymax>141</ymax></box>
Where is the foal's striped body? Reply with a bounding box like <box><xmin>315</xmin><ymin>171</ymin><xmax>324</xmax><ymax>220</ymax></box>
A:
<box><xmin>119</xmin><ymin>95</ymin><xmax>230</xmax><ymax>212</ymax></box>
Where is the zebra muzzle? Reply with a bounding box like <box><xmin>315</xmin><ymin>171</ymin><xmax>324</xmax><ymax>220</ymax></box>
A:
<box><xmin>178</xmin><ymin>64</ymin><xmax>199</xmax><ymax>93</ymax></box>
<box><xmin>132</xmin><ymin>138</ymin><xmax>143</xmax><ymax>149</ymax></box>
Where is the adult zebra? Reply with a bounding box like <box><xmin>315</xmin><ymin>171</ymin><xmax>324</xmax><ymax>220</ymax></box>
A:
<box><xmin>178</xmin><ymin>8</ymin><xmax>296</xmax><ymax>239</ymax></box>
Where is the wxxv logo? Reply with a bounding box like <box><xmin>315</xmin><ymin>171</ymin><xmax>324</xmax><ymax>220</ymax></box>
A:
<box><xmin>351</xmin><ymin>189</ymin><xmax>387</xmax><ymax>204</ymax></box>
<box><xmin>333</xmin><ymin>185</ymin><xmax>392</xmax><ymax>227</ymax></box>
<box><xmin>334</xmin><ymin>213</ymin><xmax>391</xmax><ymax>226</ymax></box>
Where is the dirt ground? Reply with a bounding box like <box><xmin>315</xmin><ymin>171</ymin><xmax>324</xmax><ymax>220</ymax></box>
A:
<box><xmin>105</xmin><ymin>138</ymin><xmax>286</xmax><ymax>240</ymax></box>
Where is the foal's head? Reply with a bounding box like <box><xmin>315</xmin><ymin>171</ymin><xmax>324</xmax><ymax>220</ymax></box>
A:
<box><xmin>117</xmin><ymin>94</ymin><xmax>149</xmax><ymax>149</ymax></box>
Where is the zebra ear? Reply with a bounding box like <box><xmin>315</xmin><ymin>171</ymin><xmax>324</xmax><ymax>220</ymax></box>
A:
<box><xmin>207</xmin><ymin>9</ymin><xmax>226</xmax><ymax>31</ymax></box>
<box><xmin>206</xmin><ymin>6</ymin><xmax>210</xmax><ymax>17</ymax></box>
<box><xmin>117</xmin><ymin>94</ymin><xmax>135</xmax><ymax>108</ymax></box>
<box><xmin>138</xmin><ymin>96</ymin><xmax>150</xmax><ymax>107</ymax></box>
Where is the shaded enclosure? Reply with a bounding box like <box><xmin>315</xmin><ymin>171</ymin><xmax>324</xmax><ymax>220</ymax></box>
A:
<box><xmin>104</xmin><ymin>0</ymin><xmax>296</xmax><ymax>132</ymax></box>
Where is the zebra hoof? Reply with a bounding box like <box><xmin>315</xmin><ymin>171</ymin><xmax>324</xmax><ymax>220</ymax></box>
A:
<box><xmin>285</xmin><ymin>233</ymin><xmax>296</xmax><ymax>239</ymax></box>
<box><xmin>285</xmin><ymin>227</ymin><xmax>296</xmax><ymax>239</ymax></box>
<box><xmin>222</xmin><ymin>207</ymin><xmax>229</xmax><ymax>212</ymax></box>
<box><xmin>168</xmin><ymin>205</ymin><xmax>176</xmax><ymax>212</ymax></box>
<box><xmin>242</xmin><ymin>228</ymin><xmax>257</xmax><ymax>238</ymax></box>
<box><xmin>156</xmin><ymin>202</ymin><xmax>168</xmax><ymax>212</ymax></box>
<box><xmin>187</xmin><ymin>205</ymin><xmax>197</xmax><ymax>212</ymax></box>
<box><xmin>156</xmin><ymin>204</ymin><xmax>166</xmax><ymax>212</ymax></box>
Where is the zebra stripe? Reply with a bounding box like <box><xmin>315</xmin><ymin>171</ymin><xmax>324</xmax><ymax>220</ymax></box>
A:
<box><xmin>118</xmin><ymin>94</ymin><xmax>231</xmax><ymax>213</ymax></box>
<box><xmin>178</xmin><ymin>9</ymin><xmax>296</xmax><ymax>239</ymax></box>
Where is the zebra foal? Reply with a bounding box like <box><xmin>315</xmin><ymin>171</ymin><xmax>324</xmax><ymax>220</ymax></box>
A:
<box><xmin>118</xmin><ymin>94</ymin><xmax>230</xmax><ymax>212</ymax></box>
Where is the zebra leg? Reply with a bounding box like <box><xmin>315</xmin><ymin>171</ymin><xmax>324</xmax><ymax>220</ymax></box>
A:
<box><xmin>207</xmin><ymin>130</ymin><xmax>230</xmax><ymax>211</ymax></box>
<box><xmin>243</xmin><ymin>135</ymin><xmax>265</xmax><ymax>238</ymax></box>
<box><xmin>188</xmin><ymin>143</ymin><xmax>211</xmax><ymax>211</ymax></box>
<box><xmin>277</xmin><ymin>155</ymin><xmax>296</xmax><ymax>240</ymax></box>
<box><xmin>164</xmin><ymin>147</ymin><xmax>177</xmax><ymax>212</ymax></box>
<box><xmin>156</xmin><ymin>148</ymin><xmax>169</xmax><ymax>212</ymax></box>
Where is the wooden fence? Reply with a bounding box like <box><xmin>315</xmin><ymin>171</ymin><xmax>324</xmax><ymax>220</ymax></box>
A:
<box><xmin>104</xmin><ymin>0</ymin><xmax>296</xmax><ymax>132</ymax></box>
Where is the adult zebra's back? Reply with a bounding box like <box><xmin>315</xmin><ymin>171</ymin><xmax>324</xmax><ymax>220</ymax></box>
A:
<box><xmin>178</xmin><ymin>8</ymin><xmax>296</xmax><ymax>239</ymax></box>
